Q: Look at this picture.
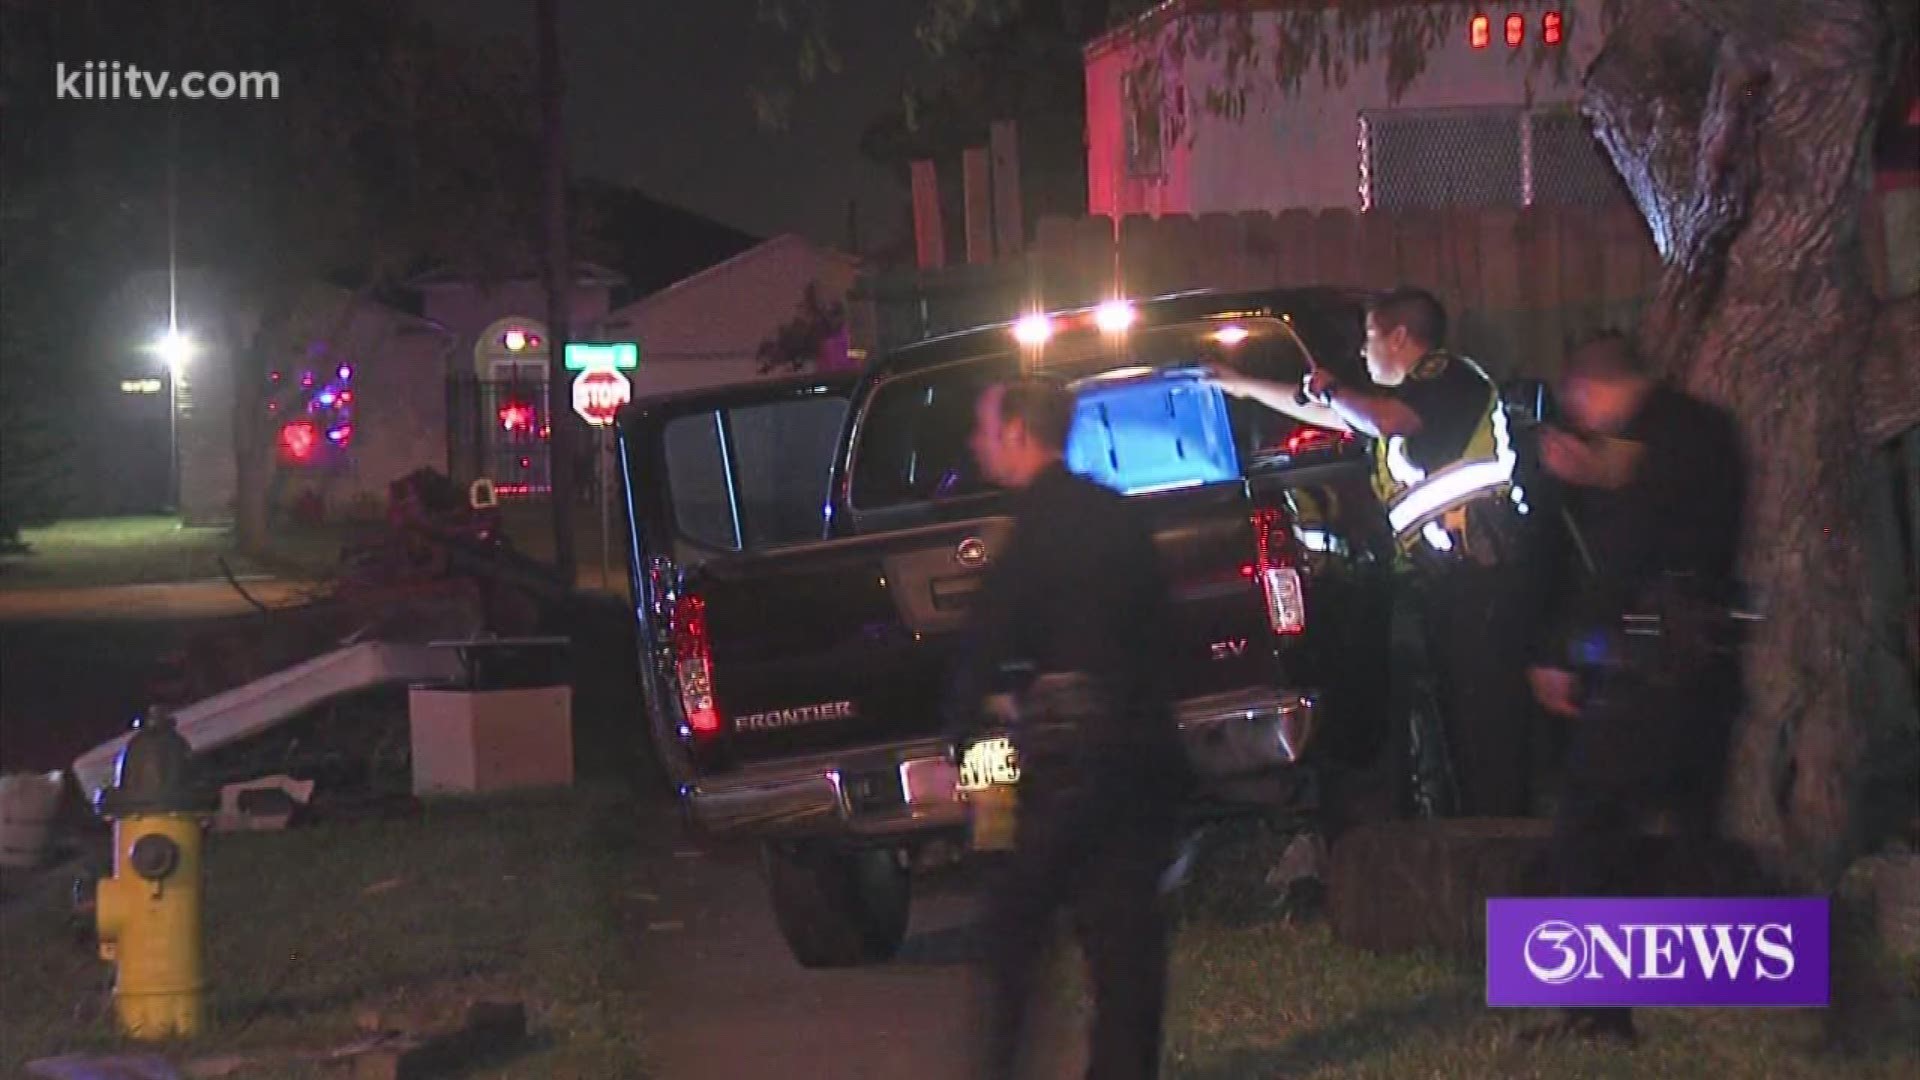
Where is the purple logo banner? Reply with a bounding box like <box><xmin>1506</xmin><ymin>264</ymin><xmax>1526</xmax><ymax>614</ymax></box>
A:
<box><xmin>1486</xmin><ymin>898</ymin><xmax>1829</xmax><ymax>1007</ymax></box>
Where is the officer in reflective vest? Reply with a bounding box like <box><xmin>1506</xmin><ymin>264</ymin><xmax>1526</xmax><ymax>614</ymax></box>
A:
<box><xmin>1213</xmin><ymin>287</ymin><xmax>1537</xmax><ymax>816</ymax></box>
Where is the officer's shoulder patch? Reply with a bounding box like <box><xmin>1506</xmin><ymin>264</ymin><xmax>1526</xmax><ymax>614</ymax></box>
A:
<box><xmin>1409</xmin><ymin>351</ymin><xmax>1451</xmax><ymax>381</ymax></box>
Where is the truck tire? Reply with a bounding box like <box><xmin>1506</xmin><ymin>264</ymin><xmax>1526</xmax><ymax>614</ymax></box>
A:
<box><xmin>763</xmin><ymin>840</ymin><xmax>910</xmax><ymax>968</ymax></box>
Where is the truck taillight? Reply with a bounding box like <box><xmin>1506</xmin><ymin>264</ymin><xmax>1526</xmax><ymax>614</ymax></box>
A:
<box><xmin>671</xmin><ymin>593</ymin><xmax>721</xmax><ymax>735</ymax></box>
<box><xmin>1252</xmin><ymin>508</ymin><xmax>1306</xmax><ymax>636</ymax></box>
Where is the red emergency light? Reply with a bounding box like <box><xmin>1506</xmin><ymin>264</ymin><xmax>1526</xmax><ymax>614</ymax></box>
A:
<box><xmin>1470</xmin><ymin>14</ymin><xmax>1491</xmax><ymax>49</ymax></box>
<box><xmin>1543</xmin><ymin>11</ymin><xmax>1564</xmax><ymax>45</ymax></box>
<box><xmin>1506</xmin><ymin>13</ymin><xmax>1525</xmax><ymax>47</ymax></box>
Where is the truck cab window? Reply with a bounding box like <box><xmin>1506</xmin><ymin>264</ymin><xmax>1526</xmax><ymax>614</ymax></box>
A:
<box><xmin>851</xmin><ymin>361</ymin><xmax>1010</xmax><ymax>511</ymax></box>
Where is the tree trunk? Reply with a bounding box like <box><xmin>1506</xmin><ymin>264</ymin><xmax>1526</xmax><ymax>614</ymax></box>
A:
<box><xmin>1583</xmin><ymin>0</ymin><xmax>1920</xmax><ymax>887</ymax></box>
<box><xmin>537</xmin><ymin>0</ymin><xmax>577</xmax><ymax>585</ymax></box>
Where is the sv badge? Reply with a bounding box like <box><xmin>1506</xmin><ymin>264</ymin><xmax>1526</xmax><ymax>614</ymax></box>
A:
<box><xmin>1209</xmin><ymin>638</ymin><xmax>1250</xmax><ymax>661</ymax></box>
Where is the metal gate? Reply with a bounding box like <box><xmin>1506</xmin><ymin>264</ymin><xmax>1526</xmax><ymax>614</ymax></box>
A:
<box><xmin>448</xmin><ymin>377</ymin><xmax>552</xmax><ymax>497</ymax></box>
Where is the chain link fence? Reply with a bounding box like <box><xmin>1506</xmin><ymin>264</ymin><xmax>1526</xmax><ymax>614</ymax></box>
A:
<box><xmin>1361</xmin><ymin>105</ymin><xmax>1625</xmax><ymax>212</ymax></box>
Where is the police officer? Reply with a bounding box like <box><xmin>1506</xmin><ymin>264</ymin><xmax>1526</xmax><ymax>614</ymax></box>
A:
<box><xmin>952</xmin><ymin>376</ymin><xmax>1188</xmax><ymax>1080</ymax></box>
<box><xmin>1524</xmin><ymin>332</ymin><xmax>1747</xmax><ymax>1044</ymax></box>
<box><xmin>1213</xmin><ymin>287</ymin><xmax>1536</xmax><ymax>817</ymax></box>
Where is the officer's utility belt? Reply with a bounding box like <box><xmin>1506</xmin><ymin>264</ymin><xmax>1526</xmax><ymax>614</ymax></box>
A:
<box><xmin>1385</xmin><ymin>459</ymin><xmax>1522</xmax><ymax>569</ymax></box>
<box><xmin>1572</xmin><ymin>574</ymin><xmax>1755</xmax><ymax>685</ymax></box>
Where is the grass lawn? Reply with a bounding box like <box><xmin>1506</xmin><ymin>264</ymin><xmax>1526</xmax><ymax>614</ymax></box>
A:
<box><xmin>1163</xmin><ymin>919</ymin><xmax>1918</xmax><ymax>1079</ymax></box>
<box><xmin>0</xmin><ymin>518</ymin><xmax>275</xmax><ymax>591</ymax></box>
<box><xmin>1145</xmin><ymin>829</ymin><xmax>1920</xmax><ymax>1079</ymax></box>
<box><xmin>1</xmin><ymin>785</ymin><xmax>649</xmax><ymax>1078</ymax></box>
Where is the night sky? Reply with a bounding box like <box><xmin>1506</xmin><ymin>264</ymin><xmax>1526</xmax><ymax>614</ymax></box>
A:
<box><xmin>418</xmin><ymin>0</ymin><xmax>928</xmax><ymax>250</ymax></box>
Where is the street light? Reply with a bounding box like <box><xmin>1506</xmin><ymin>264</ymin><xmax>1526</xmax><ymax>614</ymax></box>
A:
<box><xmin>149</xmin><ymin>327</ymin><xmax>197</xmax><ymax>373</ymax></box>
<box><xmin>147</xmin><ymin>327</ymin><xmax>196</xmax><ymax>514</ymax></box>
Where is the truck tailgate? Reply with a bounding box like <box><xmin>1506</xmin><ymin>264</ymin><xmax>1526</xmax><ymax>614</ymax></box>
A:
<box><xmin>688</xmin><ymin>483</ymin><xmax>1295</xmax><ymax>768</ymax></box>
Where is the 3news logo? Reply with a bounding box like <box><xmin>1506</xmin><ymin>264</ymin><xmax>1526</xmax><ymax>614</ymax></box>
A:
<box><xmin>1486</xmin><ymin>898</ymin><xmax>1830</xmax><ymax>1007</ymax></box>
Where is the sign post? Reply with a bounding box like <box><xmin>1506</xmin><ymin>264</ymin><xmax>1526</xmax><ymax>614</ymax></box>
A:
<box><xmin>570</xmin><ymin>358</ymin><xmax>633</xmax><ymax>592</ymax></box>
<box><xmin>598</xmin><ymin>428</ymin><xmax>612</xmax><ymax>588</ymax></box>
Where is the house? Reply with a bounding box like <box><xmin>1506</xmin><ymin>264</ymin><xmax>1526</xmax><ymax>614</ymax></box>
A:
<box><xmin>412</xmin><ymin>261</ymin><xmax>626</xmax><ymax>498</ymax></box>
<box><xmin>1084</xmin><ymin>1</ymin><xmax>1610</xmax><ymax>218</ymax></box>
<box><xmin>263</xmin><ymin>283</ymin><xmax>459</xmax><ymax>521</ymax></box>
<box><xmin>118</xmin><ymin>188</ymin><xmax>772</xmax><ymax>522</ymax></box>
<box><xmin>590</xmin><ymin>233</ymin><xmax>862</xmax><ymax>399</ymax></box>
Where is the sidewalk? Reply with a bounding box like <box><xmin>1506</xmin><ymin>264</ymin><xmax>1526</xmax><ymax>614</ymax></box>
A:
<box><xmin>0</xmin><ymin>577</ymin><xmax>316</xmax><ymax>621</ymax></box>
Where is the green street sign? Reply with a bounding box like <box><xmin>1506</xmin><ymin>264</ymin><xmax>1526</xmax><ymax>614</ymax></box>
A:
<box><xmin>563</xmin><ymin>341</ymin><xmax>639</xmax><ymax>371</ymax></box>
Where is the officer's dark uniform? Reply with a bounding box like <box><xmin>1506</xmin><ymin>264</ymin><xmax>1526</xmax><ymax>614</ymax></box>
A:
<box><xmin>1540</xmin><ymin>384</ymin><xmax>1747</xmax><ymax>878</ymax></box>
<box><xmin>1371</xmin><ymin>350</ymin><xmax>1536</xmax><ymax>817</ymax></box>
<box><xmin>953</xmin><ymin>461</ymin><xmax>1188</xmax><ymax>1080</ymax></box>
<box><xmin>1533</xmin><ymin>383</ymin><xmax>1746</xmax><ymax>1038</ymax></box>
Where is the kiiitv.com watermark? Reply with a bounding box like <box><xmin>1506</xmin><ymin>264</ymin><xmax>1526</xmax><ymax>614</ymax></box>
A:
<box><xmin>56</xmin><ymin>61</ymin><xmax>279</xmax><ymax>101</ymax></box>
<box><xmin>1487</xmin><ymin>898</ymin><xmax>1830</xmax><ymax>1007</ymax></box>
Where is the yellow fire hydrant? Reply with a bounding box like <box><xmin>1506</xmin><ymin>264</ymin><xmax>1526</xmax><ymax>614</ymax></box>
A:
<box><xmin>93</xmin><ymin>707</ymin><xmax>217</xmax><ymax>1039</ymax></box>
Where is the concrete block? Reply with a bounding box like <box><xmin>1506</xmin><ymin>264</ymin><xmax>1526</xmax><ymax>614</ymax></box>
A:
<box><xmin>407</xmin><ymin>687</ymin><xmax>573</xmax><ymax>795</ymax></box>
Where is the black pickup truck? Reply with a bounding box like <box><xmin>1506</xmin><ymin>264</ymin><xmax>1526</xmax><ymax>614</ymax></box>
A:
<box><xmin>616</xmin><ymin>289</ymin><xmax>1402</xmax><ymax>966</ymax></box>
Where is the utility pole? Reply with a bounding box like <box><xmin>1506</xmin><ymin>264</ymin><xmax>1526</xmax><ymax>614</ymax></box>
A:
<box><xmin>537</xmin><ymin>0</ymin><xmax>577</xmax><ymax>584</ymax></box>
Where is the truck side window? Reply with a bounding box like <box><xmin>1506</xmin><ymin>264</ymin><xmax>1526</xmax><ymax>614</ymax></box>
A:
<box><xmin>663</xmin><ymin>410</ymin><xmax>739</xmax><ymax>551</ymax></box>
<box><xmin>662</xmin><ymin>397</ymin><xmax>850</xmax><ymax>553</ymax></box>
<box><xmin>731</xmin><ymin>397</ymin><xmax>847</xmax><ymax>547</ymax></box>
<box><xmin>851</xmin><ymin>361</ymin><xmax>1009</xmax><ymax>511</ymax></box>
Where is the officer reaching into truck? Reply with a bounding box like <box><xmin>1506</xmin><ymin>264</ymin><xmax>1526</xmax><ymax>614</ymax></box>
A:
<box><xmin>951</xmin><ymin>376</ymin><xmax>1189</xmax><ymax>1080</ymax></box>
<box><xmin>1210</xmin><ymin>287</ymin><xmax>1537</xmax><ymax>817</ymax></box>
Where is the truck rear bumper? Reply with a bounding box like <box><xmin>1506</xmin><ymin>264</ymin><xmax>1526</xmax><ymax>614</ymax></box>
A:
<box><xmin>682</xmin><ymin>688</ymin><xmax>1318</xmax><ymax>840</ymax></box>
<box><xmin>683</xmin><ymin>738</ymin><xmax>969</xmax><ymax>839</ymax></box>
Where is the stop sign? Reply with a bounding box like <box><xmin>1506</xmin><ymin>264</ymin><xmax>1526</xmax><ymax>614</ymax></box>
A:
<box><xmin>571</xmin><ymin>367</ymin><xmax>631</xmax><ymax>427</ymax></box>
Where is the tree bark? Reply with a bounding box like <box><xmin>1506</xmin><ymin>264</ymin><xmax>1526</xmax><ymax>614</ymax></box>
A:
<box><xmin>537</xmin><ymin>0</ymin><xmax>578</xmax><ymax>585</ymax></box>
<box><xmin>1583</xmin><ymin>0</ymin><xmax>1918</xmax><ymax>887</ymax></box>
<box><xmin>1862</xmin><ymin>293</ymin><xmax>1920</xmax><ymax>446</ymax></box>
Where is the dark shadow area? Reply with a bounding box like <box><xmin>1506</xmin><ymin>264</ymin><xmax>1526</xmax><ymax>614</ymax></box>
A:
<box><xmin>1173</xmin><ymin>986</ymin><xmax>1483</xmax><ymax>1080</ymax></box>
<box><xmin>447</xmin><ymin>1031</ymin><xmax>562</xmax><ymax>1076</ymax></box>
<box><xmin>553</xmin><ymin>594</ymin><xmax>660</xmax><ymax>794</ymax></box>
<box><xmin>895</xmin><ymin>921</ymin><xmax>984</xmax><ymax>968</ymax></box>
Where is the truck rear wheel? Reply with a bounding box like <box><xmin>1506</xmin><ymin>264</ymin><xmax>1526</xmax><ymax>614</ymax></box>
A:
<box><xmin>762</xmin><ymin>840</ymin><xmax>910</xmax><ymax>968</ymax></box>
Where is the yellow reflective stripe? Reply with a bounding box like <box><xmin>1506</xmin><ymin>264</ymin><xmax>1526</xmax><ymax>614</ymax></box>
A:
<box><xmin>1386</xmin><ymin>456</ymin><xmax>1514</xmax><ymax>536</ymax></box>
<box><xmin>1385</xmin><ymin>436</ymin><xmax>1426</xmax><ymax>485</ymax></box>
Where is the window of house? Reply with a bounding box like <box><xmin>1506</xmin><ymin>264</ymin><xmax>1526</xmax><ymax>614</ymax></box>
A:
<box><xmin>1359</xmin><ymin>105</ymin><xmax>1622</xmax><ymax>211</ymax></box>
<box><xmin>1527</xmin><ymin>108</ymin><xmax>1629</xmax><ymax>206</ymax></box>
<box><xmin>1123</xmin><ymin>70</ymin><xmax>1165</xmax><ymax>179</ymax></box>
<box><xmin>1360</xmin><ymin>106</ymin><xmax>1524</xmax><ymax>210</ymax></box>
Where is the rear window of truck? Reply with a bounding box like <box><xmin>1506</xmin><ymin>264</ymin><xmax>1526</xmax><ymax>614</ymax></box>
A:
<box><xmin>849</xmin><ymin>315</ymin><xmax>1346</xmax><ymax>511</ymax></box>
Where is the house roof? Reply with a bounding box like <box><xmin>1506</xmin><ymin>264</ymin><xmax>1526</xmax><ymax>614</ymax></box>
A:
<box><xmin>300</xmin><ymin>280</ymin><xmax>450</xmax><ymax>336</ymax></box>
<box><xmin>404</xmin><ymin>260</ymin><xmax>627</xmax><ymax>290</ymax></box>
<box><xmin>598</xmin><ymin>234</ymin><xmax>859</xmax><ymax>326</ymax></box>
<box><xmin>398</xmin><ymin>183</ymin><xmax>762</xmax><ymax>303</ymax></box>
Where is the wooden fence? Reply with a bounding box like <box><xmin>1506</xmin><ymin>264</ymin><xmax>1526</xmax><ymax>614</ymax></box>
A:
<box><xmin>852</xmin><ymin>192</ymin><xmax>1916</xmax><ymax>381</ymax></box>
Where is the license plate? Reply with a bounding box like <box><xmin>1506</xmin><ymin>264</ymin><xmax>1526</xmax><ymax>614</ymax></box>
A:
<box><xmin>958</xmin><ymin>736</ymin><xmax>1020</xmax><ymax>791</ymax></box>
<box><xmin>841</xmin><ymin>768</ymin><xmax>906</xmax><ymax>813</ymax></box>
